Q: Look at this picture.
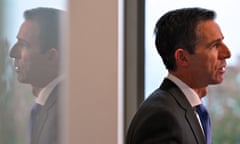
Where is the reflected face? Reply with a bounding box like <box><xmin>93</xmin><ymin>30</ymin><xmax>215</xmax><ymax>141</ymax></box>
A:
<box><xmin>189</xmin><ymin>20</ymin><xmax>231</xmax><ymax>86</ymax></box>
<box><xmin>9</xmin><ymin>20</ymin><xmax>49</xmax><ymax>87</ymax></box>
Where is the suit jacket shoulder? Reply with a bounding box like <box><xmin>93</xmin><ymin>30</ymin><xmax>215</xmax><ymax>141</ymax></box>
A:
<box><xmin>126</xmin><ymin>79</ymin><xmax>205</xmax><ymax>144</ymax></box>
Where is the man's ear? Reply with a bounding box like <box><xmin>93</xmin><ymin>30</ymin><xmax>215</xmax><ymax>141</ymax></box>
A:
<box><xmin>46</xmin><ymin>48</ymin><xmax>59</xmax><ymax>63</ymax></box>
<box><xmin>174</xmin><ymin>48</ymin><xmax>189</xmax><ymax>66</ymax></box>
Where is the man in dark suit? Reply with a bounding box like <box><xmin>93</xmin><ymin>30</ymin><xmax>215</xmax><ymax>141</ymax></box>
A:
<box><xmin>126</xmin><ymin>7</ymin><xmax>231</xmax><ymax>144</ymax></box>
<box><xmin>9</xmin><ymin>7</ymin><xmax>66</xmax><ymax>144</ymax></box>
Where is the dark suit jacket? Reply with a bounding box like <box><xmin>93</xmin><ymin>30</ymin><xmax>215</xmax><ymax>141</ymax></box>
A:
<box><xmin>31</xmin><ymin>84</ymin><xmax>62</xmax><ymax>144</ymax></box>
<box><xmin>126</xmin><ymin>78</ymin><xmax>205</xmax><ymax>144</ymax></box>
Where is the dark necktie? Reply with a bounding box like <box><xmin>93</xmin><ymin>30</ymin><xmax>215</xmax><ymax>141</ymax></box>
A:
<box><xmin>195</xmin><ymin>104</ymin><xmax>212</xmax><ymax>144</ymax></box>
<box><xmin>29</xmin><ymin>103</ymin><xmax>41</xmax><ymax>144</ymax></box>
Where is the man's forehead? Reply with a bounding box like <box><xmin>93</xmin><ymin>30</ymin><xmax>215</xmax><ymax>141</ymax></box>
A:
<box><xmin>196</xmin><ymin>20</ymin><xmax>223</xmax><ymax>42</ymax></box>
<box><xmin>17</xmin><ymin>20</ymin><xmax>39</xmax><ymax>43</ymax></box>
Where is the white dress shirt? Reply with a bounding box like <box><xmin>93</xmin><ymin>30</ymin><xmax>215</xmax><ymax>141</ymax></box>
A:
<box><xmin>35</xmin><ymin>75</ymin><xmax>63</xmax><ymax>106</ymax></box>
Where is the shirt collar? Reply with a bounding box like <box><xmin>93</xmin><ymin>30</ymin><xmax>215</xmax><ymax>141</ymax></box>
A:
<box><xmin>167</xmin><ymin>73</ymin><xmax>201</xmax><ymax>107</ymax></box>
<box><xmin>35</xmin><ymin>75</ymin><xmax>63</xmax><ymax>106</ymax></box>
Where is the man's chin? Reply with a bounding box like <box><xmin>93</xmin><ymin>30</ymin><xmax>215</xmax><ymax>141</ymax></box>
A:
<box><xmin>17</xmin><ymin>77</ymin><xmax>29</xmax><ymax>84</ymax></box>
<box><xmin>211</xmin><ymin>79</ymin><xmax>223</xmax><ymax>85</ymax></box>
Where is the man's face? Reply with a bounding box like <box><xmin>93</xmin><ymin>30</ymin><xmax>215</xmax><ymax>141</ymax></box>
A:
<box><xmin>189</xmin><ymin>20</ymin><xmax>231</xmax><ymax>86</ymax></box>
<box><xmin>10</xmin><ymin>20</ymin><xmax>49</xmax><ymax>87</ymax></box>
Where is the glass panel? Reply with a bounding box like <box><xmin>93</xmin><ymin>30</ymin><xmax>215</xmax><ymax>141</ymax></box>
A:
<box><xmin>1</xmin><ymin>1</ymin><xmax>67</xmax><ymax>143</ymax></box>
<box><xmin>145</xmin><ymin>1</ymin><xmax>240</xmax><ymax>143</ymax></box>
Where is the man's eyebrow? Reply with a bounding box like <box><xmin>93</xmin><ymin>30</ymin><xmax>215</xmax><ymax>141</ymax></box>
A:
<box><xmin>17</xmin><ymin>38</ymin><xmax>30</xmax><ymax>46</ymax></box>
<box><xmin>17</xmin><ymin>36</ymin><xmax>25</xmax><ymax>42</ymax></box>
<box><xmin>207</xmin><ymin>37</ymin><xmax>224</xmax><ymax>47</ymax></box>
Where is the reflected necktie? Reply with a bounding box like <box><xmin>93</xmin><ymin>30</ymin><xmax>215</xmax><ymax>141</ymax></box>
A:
<box><xmin>195</xmin><ymin>104</ymin><xmax>212</xmax><ymax>144</ymax></box>
<box><xmin>29</xmin><ymin>103</ymin><xmax>41</xmax><ymax>144</ymax></box>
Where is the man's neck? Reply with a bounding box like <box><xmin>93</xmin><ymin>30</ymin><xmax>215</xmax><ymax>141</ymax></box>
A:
<box><xmin>32</xmin><ymin>87</ymin><xmax>43</xmax><ymax>97</ymax></box>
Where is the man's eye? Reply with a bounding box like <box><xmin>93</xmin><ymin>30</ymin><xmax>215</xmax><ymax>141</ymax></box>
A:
<box><xmin>211</xmin><ymin>43</ymin><xmax>220</xmax><ymax>49</ymax></box>
<box><xmin>18</xmin><ymin>43</ymin><xmax>24</xmax><ymax>48</ymax></box>
<box><xmin>18</xmin><ymin>42</ymin><xmax>27</xmax><ymax>48</ymax></box>
<box><xmin>214</xmin><ymin>43</ymin><xmax>220</xmax><ymax>48</ymax></box>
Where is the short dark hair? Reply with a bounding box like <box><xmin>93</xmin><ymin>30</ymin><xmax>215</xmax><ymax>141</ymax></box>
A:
<box><xmin>24</xmin><ymin>7</ymin><xmax>66</xmax><ymax>52</ymax></box>
<box><xmin>154</xmin><ymin>7</ymin><xmax>216</xmax><ymax>71</ymax></box>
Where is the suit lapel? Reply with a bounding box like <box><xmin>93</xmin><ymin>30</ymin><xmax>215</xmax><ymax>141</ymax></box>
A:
<box><xmin>161</xmin><ymin>79</ymin><xmax>205</xmax><ymax>144</ymax></box>
<box><xmin>32</xmin><ymin>105</ymin><xmax>48</xmax><ymax>144</ymax></box>
<box><xmin>185</xmin><ymin>107</ymin><xmax>206</xmax><ymax>144</ymax></box>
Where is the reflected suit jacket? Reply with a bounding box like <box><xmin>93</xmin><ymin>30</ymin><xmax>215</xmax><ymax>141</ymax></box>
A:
<box><xmin>126</xmin><ymin>78</ymin><xmax>206</xmax><ymax>144</ymax></box>
<box><xmin>31</xmin><ymin>84</ymin><xmax>61</xmax><ymax>144</ymax></box>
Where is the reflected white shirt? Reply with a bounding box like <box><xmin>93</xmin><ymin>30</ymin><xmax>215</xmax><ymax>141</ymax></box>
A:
<box><xmin>35</xmin><ymin>75</ymin><xmax>63</xmax><ymax>106</ymax></box>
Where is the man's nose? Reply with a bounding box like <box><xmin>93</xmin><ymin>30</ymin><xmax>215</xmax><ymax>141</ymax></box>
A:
<box><xmin>219</xmin><ymin>42</ymin><xmax>231</xmax><ymax>59</ymax></box>
<box><xmin>9</xmin><ymin>43</ymin><xmax>20</xmax><ymax>59</ymax></box>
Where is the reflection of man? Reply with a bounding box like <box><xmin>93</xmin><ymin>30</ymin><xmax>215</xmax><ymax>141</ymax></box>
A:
<box><xmin>126</xmin><ymin>7</ymin><xmax>231</xmax><ymax>144</ymax></box>
<box><xmin>9</xmin><ymin>7</ymin><xmax>66</xmax><ymax>144</ymax></box>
